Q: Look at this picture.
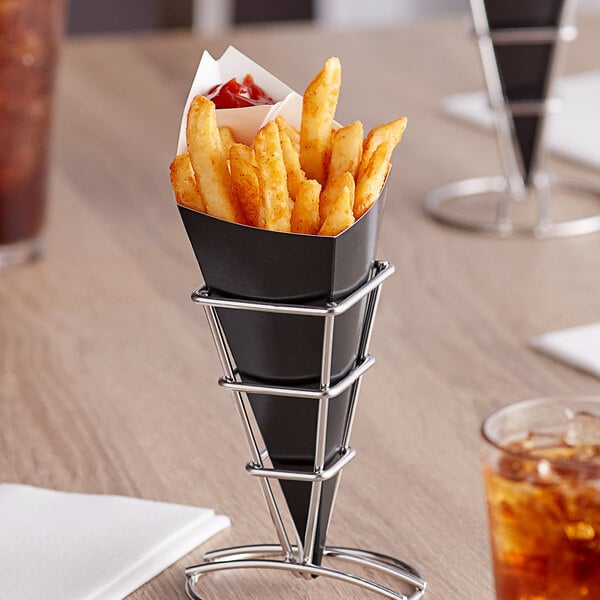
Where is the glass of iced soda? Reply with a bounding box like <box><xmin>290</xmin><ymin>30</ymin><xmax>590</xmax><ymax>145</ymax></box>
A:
<box><xmin>0</xmin><ymin>0</ymin><xmax>65</xmax><ymax>268</ymax></box>
<box><xmin>482</xmin><ymin>397</ymin><xmax>600</xmax><ymax>600</ymax></box>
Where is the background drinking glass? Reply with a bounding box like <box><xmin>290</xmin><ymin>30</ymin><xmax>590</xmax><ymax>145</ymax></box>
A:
<box><xmin>481</xmin><ymin>397</ymin><xmax>600</xmax><ymax>600</ymax></box>
<box><xmin>0</xmin><ymin>0</ymin><xmax>65</xmax><ymax>268</ymax></box>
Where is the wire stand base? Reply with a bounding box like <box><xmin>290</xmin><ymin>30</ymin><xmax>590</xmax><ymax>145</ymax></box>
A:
<box><xmin>185</xmin><ymin>544</ymin><xmax>426</xmax><ymax>600</ymax></box>
<box><xmin>187</xmin><ymin>262</ymin><xmax>426</xmax><ymax>599</ymax></box>
<box><xmin>424</xmin><ymin>175</ymin><xmax>600</xmax><ymax>238</ymax></box>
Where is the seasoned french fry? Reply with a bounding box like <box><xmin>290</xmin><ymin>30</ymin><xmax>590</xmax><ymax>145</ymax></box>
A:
<box><xmin>319</xmin><ymin>184</ymin><xmax>355</xmax><ymax>236</ymax></box>
<box><xmin>300</xmin><ymin>57</ymin><xmax>341</xmax><ymax>185</ymax></box>
<box><xmin>254</xmin><ymin>121</ymin><xmax>292</xmax><ymax>232</ymax></box>
<box><xmin>219</xmin><ymin>126</ymin><xmax>236</xmax><ymax>157</ymax></box>
<box><xmin>328</xmin><ymin>120</ymin><xmax>363</xmax><ymax>183</ymax></box>
<box><xmin>275</xmin><ymin>115</ymin><xmax>300</xmax><ymax>153</ymax></box>
<box><xmin>291</xmin><ymin>179</ymin><xmax>321</xmax><ymax>234</ymax></box>
<box><xmin>186</xmin><ymin>95</ymin><xmax>243</xmax><ymax>222</ymax></box>
<box><xmin>354</xmin><ymin>141</ymin><xmax>390</xmax><ymax>219</ymax></box>
<box><xmin>170</xmin><ymin>152</ymin><xmax>206</xmax><ymax>213</ymax></box>
<box><xmin>358</xmin><ymin>118</ymin><xmax>407</xmax><ymax>181</ymax></box>
<box><xmin>229</xmin><ymin>143</ymin><xmax>264</xmax><ymax>228</ymax></box>
<box><xmin>319</xmin><ymin>170</ymin><xmax>355</xmax><ymax>225</ymax></box>
<box><xmin>280</xmin><ymin>130</ymin><xmax>305</xmax><ymax>200</ymax></box>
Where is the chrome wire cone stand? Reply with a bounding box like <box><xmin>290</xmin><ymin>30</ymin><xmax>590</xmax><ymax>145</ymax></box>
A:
<box><xmin>425</xmin><ymin>0</ymin><xmax>600</xmax><ymax>238</ymax></box>
<box><xmin>185</xmin><ymin>261</ymin><xmax>426</xmax><ymax>600</ymax></box>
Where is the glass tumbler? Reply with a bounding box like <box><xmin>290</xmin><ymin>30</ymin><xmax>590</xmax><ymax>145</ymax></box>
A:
<box><xmin>0</xmin><ymin>0</ymin><xmax>65</xmax><ymax>268</ymax></box>
<box><xmin>482</xmin><ymin>397</ymin><xmax>600</xmax><ymax>600</ymax></box>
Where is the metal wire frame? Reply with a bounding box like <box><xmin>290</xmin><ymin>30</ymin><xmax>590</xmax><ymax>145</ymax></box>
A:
<box><xmin>185</xmin><ymin>546</ymin><xmax>426</xmax><ymax>600</ymax></box>
<box><xmin>185</xmin><ymin>260</ymin><xmax>427</xmax><ymax>599</ymax></box>
<box><xmin>425</xmin><ymin>0</ymin><xmax>600</xmax><ymax>238</ymax></box>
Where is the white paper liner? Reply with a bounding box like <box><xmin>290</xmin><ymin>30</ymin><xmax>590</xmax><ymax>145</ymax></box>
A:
<box><xmin>177</xmin><ymin>46</ymin><xmax>304</xmax><ymax>150</ymax></box>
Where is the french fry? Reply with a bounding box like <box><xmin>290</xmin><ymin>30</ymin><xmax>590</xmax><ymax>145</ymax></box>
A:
<box><xmin>254</xmin><ymin>121</ymin><xmax>292</xmax><ymax>232</ymax></box>
<box><xmin>169</xmin><ymin>152</ymin><xmax>206</xmax><ymax>213</ymax></box>
<box><xmin>354</xmin><ymin>141</ymin><xmax>390</xmax><ymax>219</ymax></box>
<box><xmin>219</xmin><ymin>125</ymin><xmax>236</xmax><ymax>157</ymax></box>
<box><xmin>328</xmin><ymin>120</ymin><xmax>363</xmax><ymax>183</ymax></box>
<box><xmin>229</xmin><ymin>143</ymin><xmax>264</xmax><ymax>228</ymax></box>
<box><xmin>186</xmin><ymin>95</ymin><xmax>243</xmax><ymax>223</ymax></box>
<box><xmin>300</xmin><ymin>57</ymin><xmax>341</xmax><ymax>185</ymax></box>
<box><xmin>291</xmin><ymin>179</ymin><xmax>321</xmax><ymax>234</ymax></box>
<box><xmin>358</xmin><ymin>118</ymin><xmax>407</xmax><ymax>181</ymax></box>
<box><xmin>319</xmin><ymin>170</ymin><xmax>355</xmax><ymax>225</ymax></box>
<box><xmin>319</xmin><ymin>183</ymin><xmax>355</xmax><ymax>236</ymax></box>
<box><xmin>280</xmin><ymin>130</ymin><xmax>305</xmax><ymax>200</ymax></box>
<box><xmin>275</xmin><ymin>115</ymin><xmax>300</xmax><ymax>153</ymax></box>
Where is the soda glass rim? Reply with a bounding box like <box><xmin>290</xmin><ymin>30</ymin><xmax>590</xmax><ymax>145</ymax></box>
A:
<box><xmin>481</xmin><ymin>395</ymin><xmax>600</xmax><ymax>466</ymax></box>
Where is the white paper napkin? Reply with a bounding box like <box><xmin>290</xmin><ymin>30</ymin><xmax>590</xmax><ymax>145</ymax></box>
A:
<box><xmin>442</xmin><ymin>71</ymin><xmax>600</xmax><ymax>171</ymax></box>
<box><xmin>530</xmin><ymin>322</ymin><xmax>600</xmax><ymax>379</ymax></box>
<box><xmin>0</xmin><ymin>484</ymin><xmax>229</xmax><ymax>600</ymax></box>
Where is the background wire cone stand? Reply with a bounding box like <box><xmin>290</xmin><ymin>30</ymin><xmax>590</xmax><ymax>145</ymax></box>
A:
<box><xmin>184</xmin><ymin>261</ymin><xmax>427</xmax><ymax>600</ymax></box>
<box><xmin>424</xmin><ymin>0</ymin><xmax>600</xmax><ymax>238</ymax></box>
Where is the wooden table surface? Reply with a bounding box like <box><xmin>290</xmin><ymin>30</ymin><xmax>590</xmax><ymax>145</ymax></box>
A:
<box><xmin>2</xmin><ymin>15</ymin><xmax>600</xmax><ymax>600</ymax></box>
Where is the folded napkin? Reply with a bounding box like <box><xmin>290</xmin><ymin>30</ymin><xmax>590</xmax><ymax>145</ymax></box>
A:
<box><xmin>0</xmin><ymin>484</ymin><xmax>229</xmax><ymax>600</ymax></box>
<box><xmin>442</xmin><ymin>71</ymin><xmax>600</xmax><ymax>171</ymax></box>
<box><xmin>530</xmin><ymin>322</ymin><xmax>600</xmax><ymax>379</ymax></box>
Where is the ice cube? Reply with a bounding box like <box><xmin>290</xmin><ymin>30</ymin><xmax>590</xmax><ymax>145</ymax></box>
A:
<box><xmin>563</xmin><ymin>411</ymin><xmax>600</xmax><ymax>448</ymax></box>
<box><xmin>520</xmin><ymin>430</ymin><xmax>564</xmax><ymax>451</ymax></box>
<box><xmin>564</xmin><ymin>521</ymin><xmax>596</xmax><ymax>542</ymax></box>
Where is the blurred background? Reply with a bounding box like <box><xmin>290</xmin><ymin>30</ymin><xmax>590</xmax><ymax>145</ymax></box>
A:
<box><xmin>66</xmin><ymin>0</ymin><xmax>600</xmax><ymax>35</ymax></box>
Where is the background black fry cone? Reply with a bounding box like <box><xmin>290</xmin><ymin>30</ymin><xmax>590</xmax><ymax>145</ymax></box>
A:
<box><xmin>179</xmin><ymin>191</ymin><xmax>386</xmax><ymax>565</ymax></box>
<box><xmin>483</xmin><ymin>0</ymin><xmax>565</xmax><ymax>183</ymax></box>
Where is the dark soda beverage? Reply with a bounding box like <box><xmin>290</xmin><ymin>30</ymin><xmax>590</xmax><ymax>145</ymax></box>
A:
<box><xmin>482</xmin><ymin>400</ymin><xmax>600</xmax><ymax>600</ymax></box>
<box><xmin>0</xmin><ymin>0</ymin><xmax>64</xmax><ymax>265</ymax></box>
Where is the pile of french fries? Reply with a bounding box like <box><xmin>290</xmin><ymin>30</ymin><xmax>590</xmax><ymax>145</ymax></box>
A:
<box><xmin>170</xmin><ymin>57</ymin><xmax>407</xmax><ymax>236</ymax></box>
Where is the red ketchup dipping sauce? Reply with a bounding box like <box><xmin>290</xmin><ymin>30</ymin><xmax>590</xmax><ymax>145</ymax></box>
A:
<box><xmin>205</xmin><ymin>74</ymin><xmax>275</xmax><ymax>109</ymax></box>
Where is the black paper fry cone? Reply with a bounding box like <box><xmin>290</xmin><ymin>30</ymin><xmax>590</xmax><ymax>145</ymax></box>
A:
<box><xmin>248</xmin><ymin>387</ymin><xmax>354</xmax><ymax>565</ymax></box>
<box><xmin>483</xmin><ymin>0</ymin><xmax>564</xmax><ymax>183</ymax></box>
<box><xmin>178</xmin><ymin>189</ymin><xmax>386</xmax><ymax>564</ymax></box>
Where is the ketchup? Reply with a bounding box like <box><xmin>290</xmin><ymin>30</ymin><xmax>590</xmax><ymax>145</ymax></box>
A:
<box><xmin>205</xmin><ymin>74</ymin><xmax>275</xmax><ymax>109</ymax></box>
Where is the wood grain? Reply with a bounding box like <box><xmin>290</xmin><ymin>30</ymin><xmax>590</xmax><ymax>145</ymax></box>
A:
<box><xmin>1</xmin><ymin>16</ymin><xmax>600</xmax><ymax>599</ymax></box>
